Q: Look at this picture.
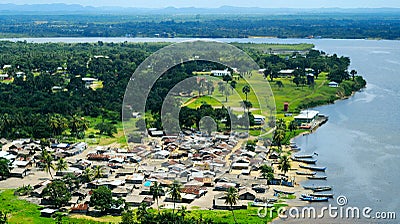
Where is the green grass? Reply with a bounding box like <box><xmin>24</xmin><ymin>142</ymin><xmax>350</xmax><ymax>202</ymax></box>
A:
<box><xmin>279</xmin><ymin>194</ymin><xmax>296</xmax><ymax>200</ymax></box>
<box><xmin>0</xmin><ymin>189</ymin><xmax>105</xmax><ymax>224</ymax></box>
<box><xmin>184</xmin><ymin>96</ymin><xmax>224</xmax><ymax>109</ymax></box>
<box><xmin>186</xmin><ymin>204</ymin><xmax>286</xmax><ymax>224</ymax></box>
<box><xmin>0</xmin><ymin>189</ymin><xmax>286</xmax><ymax>224</ymax></box>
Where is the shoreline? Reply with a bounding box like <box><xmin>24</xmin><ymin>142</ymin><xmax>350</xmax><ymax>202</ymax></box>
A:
<box><xmin>267</xmin><ymin>86</ymin><xmax>367</xmax><ymax>222</ymax></box>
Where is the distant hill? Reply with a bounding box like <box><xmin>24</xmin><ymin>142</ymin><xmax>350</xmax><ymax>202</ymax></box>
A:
<box><xmin>0</xmin><ymin>3</ymin><xmax>400</xmax><ymax>15</ymax></box>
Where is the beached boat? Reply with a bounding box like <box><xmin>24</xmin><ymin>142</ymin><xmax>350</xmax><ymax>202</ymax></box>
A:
<box><xmin>296</xmin><ymin>171</ymin><xmax>316</xmax><ymax>176</ymax></box>
<box><xmin>300</xmin><ymin>194</ymin><xmax>329</xmax><ymax>202</ymax></box>
<box><xmin>303</xmin><ymin>185</ymin><xmax>332</xmax><ymax>192</ymax></box>
<box><xmin>273</xmin><ymin>188</ymin><xmax>295</xmax><ymax>195</ymax></box>
<box><xmin>299</xmin><ymin>164</ymin><xmax>326</xmax><ymax>171</ymax></box>
<box><xmin>251</xmin><ymin>202</ymin><xmax>274</xmax><ymax>207</ymax></box>
<box><xmin>307</xmin><ymin>175</ymin><xmax>327</xmax><ymax>180</ymax></box>
<box><xmin>290</xmin><ymin>146</ymin><xmax>301</xmax><ymax>151</ymax></box>
<box><xmin>293</xmin><ymin>154</ymin><xmax>314</xmax><ymax>158</ymax></box>
<box><xmin>310</xmin><ymin>193</ymin><xmax>334</xmax><ymax>198</ymax></box>
<box><xmin>312</xmin><ymin>187</ymin><xmax>332</xmax><ymax>192</ymax></box>
<box><xmin>291</xmin><ymin>157</ymin><xmax>317</xmax><ymax>164</ymax></box>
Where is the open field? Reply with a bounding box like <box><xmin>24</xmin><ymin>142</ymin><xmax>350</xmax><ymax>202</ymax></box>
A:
<box><xmin>0</xmin><ymin>189</ymin><xmax>105</xmax><ymax>224</ymax></box>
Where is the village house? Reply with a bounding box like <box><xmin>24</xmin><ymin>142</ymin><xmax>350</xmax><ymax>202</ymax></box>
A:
<box><xmin>211</xmin><ymin>69</ymin><xmax>231</xmax><ymax>77</ymax></box>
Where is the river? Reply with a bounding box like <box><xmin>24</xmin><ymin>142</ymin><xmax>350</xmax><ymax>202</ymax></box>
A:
<box><xmin>2</xmin><ymin>37</ymin><xmax>399</xmax><ymax>222</ymax></box>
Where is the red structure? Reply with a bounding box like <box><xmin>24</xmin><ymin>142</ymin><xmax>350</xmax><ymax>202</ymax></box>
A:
<box><xmin>284</xmin><ymin>102</ymin><xmax>289</xmax><ymax>112</ymax></box>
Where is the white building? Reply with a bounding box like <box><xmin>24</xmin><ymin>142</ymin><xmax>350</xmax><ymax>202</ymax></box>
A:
<box><xmin>253</xmin><ymin>114</ymin><xmax>266</xmax><ymax>125</ymax></box>
<box><xmin>211</xmin><ymin>69</ymin><xmax>231</xmax><ymax>77</ymax></box>
<box><xmin>294</xmin><ymin>110</ymin><xmax>319</xmax><ymax>125</ymax></box>
<box><xmin>328</xmin><ymin>81</ymin><xmax>339</xmax><ymax>87</ymax></box>
<box><xmin>278</xmin><ymin>69</ymin><xmax>295</xmax><ymax>76</ymax></box>
<box><xmin>0</xmin><ymin>74</ymin><xmax>9</xmax><ymax>80</ymax></box>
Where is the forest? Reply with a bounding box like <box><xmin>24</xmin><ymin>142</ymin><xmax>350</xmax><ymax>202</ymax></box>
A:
<box><xmin>0</xmin><ymin>41</ymin><xmax>364</xmax><ymax>141</ymax></box>
<box><xmin>0</xmin><ymin>13</ymin><xmax>399</xmax><ymax>39</ymax></box>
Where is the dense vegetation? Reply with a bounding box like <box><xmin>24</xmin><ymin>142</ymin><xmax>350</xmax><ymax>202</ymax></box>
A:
<box><xmin>0</xmin><ymin>41</ymin><xmax>365</xmax><ymax>140</ymax></box>
<box><xmin>0</xmin><ymin>13</ymin><xmax>399</xmax><ymax>39</ymax></box>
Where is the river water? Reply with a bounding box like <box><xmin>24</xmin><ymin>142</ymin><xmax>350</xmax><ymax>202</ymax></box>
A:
<box><xmin>2</xmin><ymin>37</ymin><xmax>399</xmax><ymax>222</ymax></box>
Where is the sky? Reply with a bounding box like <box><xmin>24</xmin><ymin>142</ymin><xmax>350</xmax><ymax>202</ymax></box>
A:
<box><xmin>1</xmin><ymin>0</ymin><xmax>400</xmax><ymax>8</ymax></box>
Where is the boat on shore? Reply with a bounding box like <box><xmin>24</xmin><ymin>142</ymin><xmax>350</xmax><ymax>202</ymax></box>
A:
<box><xmin>291</xmin><ymin>146</ymin><xmax>301</xmax><ymax>151</ymax></box>
<box><xmin>301</xmin><ymin>194</ymin><xmax>329</xmax><ymax>202</ymax></box>
<box><xmin>273</xmin><ymin>188</ymin><xmax>295</xmax><ymax>195</ymax></box>
<box><xmin>310</xmin><ymin>193</ymin><xmax>334</xmax><ymax>198</ymax></box>
<box><xmin>307</xmin><ymin>175</ymin><xmax>327</xmax><ymax>180</ymax></box>
<box><xmin>299</xmin><ymin>164</ymin><xmax>327</xmax><ymax>171</ymax></box>
<box><xmin>296</xmin><ymin>171</ymin><xmax>316</xmax><ymax>176</ymax></box>
<box><xmin>292</xmin><ymin>157</ymin><xmax>317</xmax><ymax>164</ymax></box>
<box><xmin>251</xmin><ymin>202</ymin><xmax>274</xmax><ymax>207</ymax></box>
<box><xmin>293</xmin><ymin>154</ymin><xmax>314</xmax><ymax>158</ymax></box>
<box><xmin>303</xmin><ymin>185</ymin><xmax>332</xmax><ymax>192</ymax></box>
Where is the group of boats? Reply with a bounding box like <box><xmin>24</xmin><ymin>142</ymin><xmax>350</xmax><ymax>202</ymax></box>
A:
<box><xmin>291</xmin><ymin>147</ymin><xmax>334</xmax><ymax>202</ymax></box>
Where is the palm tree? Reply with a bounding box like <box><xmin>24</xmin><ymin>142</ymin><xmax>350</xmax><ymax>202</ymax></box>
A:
<box><xmin>168</xmin><ymin>180</ymin><xmax>182</xmax><ymax>215</ymax></box>
<box><xmin>92</xmin><ymin>165</ymin><xmax>105</xmax><ymax>179</ymax></box>
<box><xmin>42</xmin><ymin>151</ymin><xmax>55</xmax><ymax>179</ymax></box>
<box><xmin>48</xmin><ymin>114</ymin><xmax>68</xmax><ymax>137</ymax></box>
<box><xmin>81</xmin><ymin>167</ymin><xmax>93</xmax><ymax>183</ymax></box>
<box><xmin>218</xmin><ymin>81</ymin><xmax>229</xmax><ymax>102</ymax></box>
<box><xmin>276</xmin><ymin>118</ymin><xmax>286</xmax><ymax>130</ymax></box>
<box><xmin>55</xmin><ymin>158</ymin><xmax>68</xmax><ymax>172</ymax></box>
<box><xmin>288</xmin><ymin>120</ymin><xmax>297</xmax><ymax>132</ymax></box>
<box><xmin>150</xmin><ymin>182</ymin><xmax>164</xmax><ymax>213</ymax></box>
<box><xmin>242</xmin><ymin>85</ymin><xmax>250</xmax><ymax>101</ymax></box>
<box><xmin>273</xmin><ymin>129</ymin><xmax>286</xmax><ymax>147</ymax></box>
<box><xmin>224</xmin><ymin>186</ymin><xmax>238</xmax><ymax>224</ymax></box>
<box><xmin>69</xmin><ymin>115</ymin><xmax>89</xmax><ymax>138</ymax></box>
<box><xmin>0</xmin><ymin>113</ymin><xmax>13</xmax><ymax>137</ymax></box>
<box><xmin>243</xmin><ymin>101</ymin><xmax>252</xmax><ymax>113</ymax></box>
<box><xmin>350</xmin><ymin>69</ymin><xmax>358</xmax><ymax>80</ymax></box>
<box><xmin>278</xmin><ymin>154</ymin><xmax>291</xmax><ymax>175</ymax></box>
<box><xmin>230</xmin><ymin>80</ymin><xmax>237</xmax><ymax>93</ymax></box>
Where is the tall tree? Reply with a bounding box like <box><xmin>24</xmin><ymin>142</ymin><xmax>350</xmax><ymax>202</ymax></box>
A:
<box><xmin>224</xmin><ymin>187</ymin><xmax>239</xmax><ymax>224</ymax></box>
<box><xmin>55</xmin><ymin>158</ymin><xmax>68</xmax><ymax>173</ymax></box>
<box><xmin>0</xmin><ymin>158</ymin><xmax>10</xmax><ymax>180</ymax></box>
<box><xmin>42</xmin><ymin>150</ymin><xmax>55</xmax><ymax>179</ymax></box>
<box><xmin>168</xmin><ymin>180</ymin><xmax>182</xmax><ymax>215</ymax></box>
<box><xmin>350</xmin><ymin>69</ymin><xmax>358</xmax><ymax>81</ymax></box>
<box><xmin>90</xmin><ymin>186</ymin><xmax>113</xmax><ymax>213</ymax></box>
<box><xmin>273</xmin><ymin>129</ymin><xmax>286</xmax><ymax>147</ymax></box>
<box><xmin>81</xmin><ymin>167</ymin><xmax>93</xmax><ymax>183</ymax></box>
<box><xmin>242</xmin><ymin>85</ymin><xmax>250</xmax><ymax>101</ymax></box>
<box><xmin>288</xmin><ymin>120</ymin><xmax>297</xmax><ymax>132</ymax></box>
<box><xmin>276</xmin><ymin>118</ymin><xmax>287</xmax><ymax>130</ymax></box>
<box><xmin>278</xmin><ymin>154</ymin><xmax>291</xmax><ymax>175</ymax></box>
<box><xmin>69</xmin><ymin>115</ymin><xmax>89</xmax><ymax>138</ymax></box>
<box><xmin>42</xmin><ymin>180</ymin><xmax>71</xmax><ymax>208</ymax></box>
<box><xmin>92</xmin><ymin>165</ymin><xmax>106</xmax><ymax>180</ymax></box>
<box><xmin>259</xmin><ymin>164</ymin><xmax>273</xmax><ymax>179</ymax></box>
<box><xmin>150</xmin><ymin>182</ymin><xmax>164</xmax><ymax>213</ymax></box>
<box><xmin>230</xmin><ymin>80</ymin><xmax>237</xmax><ymax>93</ymax></box>
<box><xmin>47</xmin><ymin>114</ymin><xmax>68</xmax><ymax>137</ymax></box>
